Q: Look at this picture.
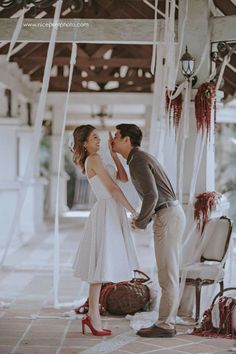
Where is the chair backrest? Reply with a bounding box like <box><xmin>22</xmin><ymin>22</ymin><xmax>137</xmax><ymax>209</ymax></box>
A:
<box><xmin>201</xmin><ymin>216</ymin><xmax>233</xmax><ymax>262</ymax></box>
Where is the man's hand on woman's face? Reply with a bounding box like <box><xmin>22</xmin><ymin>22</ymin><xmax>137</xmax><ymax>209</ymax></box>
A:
<box><xmin>108</xmin><ymin>131</ymin><xmax>115</xmax><ymax>153</ymax></box>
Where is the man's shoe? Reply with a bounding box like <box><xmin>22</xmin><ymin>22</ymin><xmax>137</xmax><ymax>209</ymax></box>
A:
<box><xmin>136</xmin><ymin>325</ymin><xmax>176</xmax><ymax>338</ymax></box>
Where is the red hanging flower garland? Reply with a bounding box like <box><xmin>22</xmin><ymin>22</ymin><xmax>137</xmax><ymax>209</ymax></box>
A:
<box><xmin>195</xmin><ymin>82</ymin><xmax>216</xmax><ymax>139</ymax></box>
<box><xmin>194</xmin><ymin>191</ymin><xmax>222</xmax><ymax>234</ymax></box>
<box><xmin>166</xmin><ymin>90</ymin><xmax>183</xmax><ymax>132</ymax></box>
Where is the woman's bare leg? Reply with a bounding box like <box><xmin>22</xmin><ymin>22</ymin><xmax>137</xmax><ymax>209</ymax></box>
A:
<box><xmin>87</xmin><ymin>283</ymin><xmax>102</xmax><ymax>330</ymax></box>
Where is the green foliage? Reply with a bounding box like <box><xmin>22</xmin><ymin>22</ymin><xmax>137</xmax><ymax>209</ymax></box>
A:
<box><xmin>40</xmin><ymin>135</ymin><xmax>51</xmax><ymax>177</ymax></box>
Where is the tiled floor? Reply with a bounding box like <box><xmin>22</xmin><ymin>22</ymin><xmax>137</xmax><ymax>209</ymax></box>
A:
<box><xmin>0</xmin><ymin>217</ymin><xmax>236</xmax><ymax>354</ymax></box>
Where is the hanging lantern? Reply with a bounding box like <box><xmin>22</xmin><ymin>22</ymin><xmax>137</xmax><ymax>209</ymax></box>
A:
<box><xmin>180</xmin><ymin>46</ymin><xmax>195</xmax><ymax>79</ymax></box>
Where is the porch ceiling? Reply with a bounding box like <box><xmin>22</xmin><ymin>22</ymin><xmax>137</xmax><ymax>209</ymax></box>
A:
<box><xmin>0</xmin><ymin>0</ymin><xmax>235</xmax><ymax>100</ymax></box>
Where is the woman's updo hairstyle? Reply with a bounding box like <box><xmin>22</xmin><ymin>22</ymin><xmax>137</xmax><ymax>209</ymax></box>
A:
<box><xmin>72</xmin><ymin>124</ymin><xmax>95</xmax><ymax>174</ymax></box>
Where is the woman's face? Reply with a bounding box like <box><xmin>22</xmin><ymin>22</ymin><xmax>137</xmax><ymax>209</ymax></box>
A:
<box><xmin>85</xmin><ymin>129</ymin><xmax>101</xmax><ymax>153</ymax></box>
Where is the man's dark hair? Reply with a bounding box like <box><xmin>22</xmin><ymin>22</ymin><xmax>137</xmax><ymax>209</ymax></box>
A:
<box><xmin>116</xmin><ymin>124</ymin><xmax>143</xmax><ymax>147</ymax></box>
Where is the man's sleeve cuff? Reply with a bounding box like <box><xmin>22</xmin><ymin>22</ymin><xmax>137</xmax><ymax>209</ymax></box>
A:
<box><xmin>135</xmin><ymin>216</ymin><xmax>153</xmax><ymax>229</ymax></box>
<box><xmin>135</xmin><ymin>220</ymin><xmax>147</xmax><ymax>230</ymax></box>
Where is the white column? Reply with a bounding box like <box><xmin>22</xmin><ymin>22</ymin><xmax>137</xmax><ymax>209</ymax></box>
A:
<box><xmin>11</xmin><ymin>90</ymin><xmax>18</xmax><ymax>117</ymax></box>
<box><xmin>0</xmin><ymin>119</ymin><xmax>22</xmax><ymax>246</ymax></box>
<box><xmin>18</xmin><ymin>96</ymin><xmax>28</xmax><ymax>125</ymax></box>
<box><xmin>177</xmin><ymin>0</ymin><xmax>213</xmax><ymax>205</ymax></box>
<box><xmin>0</xmin><ymin>118</ymin><xmax>19</xmax><ymax>180</ymax></box>
<box><xmin>17</xmin><ymin>126</ymin><xmax>48</xmax><ymax>234</ymax></box>
<box><xmin>0</xmin><ymin>117</ymin><xmax>48</xmax><ymax>246</ymax></box>
<box><xmin>48</xmin><ymin>105</ymin><xmax>69</xmax><ymax>216</ymax></box>
<box><xmin>0</xmin><ymin>86</ymin><xmax>8</xmax><ymax>116</ymax></box>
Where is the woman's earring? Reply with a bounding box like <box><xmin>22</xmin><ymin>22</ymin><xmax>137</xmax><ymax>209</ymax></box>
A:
<box><xmin>84</xmin><ymin>146</ymin><xmax>87</xmax><ymax>151</ymax></box>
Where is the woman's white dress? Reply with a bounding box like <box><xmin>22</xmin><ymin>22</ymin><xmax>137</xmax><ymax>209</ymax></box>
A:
<box><xmin>73</xmin><ymin>158</ymin><xmax>139</xmax><ymax>283</ymax></box>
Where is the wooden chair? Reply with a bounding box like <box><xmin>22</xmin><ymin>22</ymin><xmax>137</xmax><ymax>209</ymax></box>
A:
<box><xmin>182</xmin><ymin>216</ymin><xmax>233</xmax><ymax>322</ymax></box>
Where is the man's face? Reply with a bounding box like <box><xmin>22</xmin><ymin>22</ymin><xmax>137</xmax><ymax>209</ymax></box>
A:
<box><xmin>112</xmin><ymin>129</ymin><xmax>125</xmax><ymax>153</ymax></box>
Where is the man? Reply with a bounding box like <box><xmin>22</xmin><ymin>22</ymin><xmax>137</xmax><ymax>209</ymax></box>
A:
<box><xmin>112</xmin><ymin>124</ymin><xmax>186</xmax><ymax>338</ymax></box>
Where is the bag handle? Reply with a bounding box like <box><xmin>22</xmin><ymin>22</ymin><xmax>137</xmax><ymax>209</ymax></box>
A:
<box><xmin>132</xmin><ymin>269</ymin><xmax>150</xmax><ymax>283</ymax></box>
<box><xmin>211</xmin><ymin>287</ymin><xmax>236</xmax><ymax>306</ymax></box>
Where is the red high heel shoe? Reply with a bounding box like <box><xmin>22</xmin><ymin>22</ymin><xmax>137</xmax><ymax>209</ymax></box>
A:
<box><xmin>82</xmin><ymin>315</ymin><xmax>112</xmax><ymax>336</ymax></box>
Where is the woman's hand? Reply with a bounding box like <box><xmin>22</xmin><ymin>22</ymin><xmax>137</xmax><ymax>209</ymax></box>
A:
<box><xmin>131</xmin><ymin>211</ymin><xmax>139</xmax><ymax>219</ymax></box>
<box><xmin>130</xmin><ymin>218</ymin><xmax>137</xmax><ymax>230</ymax></box>
<box><xmin>130</xmin><ymin>211</ymin><xmax>138</xmax><ymax>230</ymax></box>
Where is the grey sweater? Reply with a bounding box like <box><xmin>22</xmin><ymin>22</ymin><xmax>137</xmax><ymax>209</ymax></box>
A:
<box><xmin>127</xmin><ymin>147</ymin><xmax>176</xmax><ymax>229</ymax></box>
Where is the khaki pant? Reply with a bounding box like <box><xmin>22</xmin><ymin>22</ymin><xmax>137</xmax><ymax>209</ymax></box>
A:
<box><xmin>153</xmin><ymin>204</ymin><xmax>186</xmax><ymax>330</ymax></box>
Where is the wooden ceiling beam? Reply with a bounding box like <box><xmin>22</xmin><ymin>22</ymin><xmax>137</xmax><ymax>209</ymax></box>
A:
<box><xmin>18</xmin><ymin>43</ymin><xmax>69</xmax><ymax>59</ymax></box>
<box><xmin>12</xmin><ymin>44</ymin><xmax>68</xmax><ymax>74</ymax></box>
<box><xmin>91</xmin><ymin>44</ymin><xmax>115</xmax><ymax>58</ymax></box>
<box><xmin>48</xmin><ymin>83</ymin><xmax>151</xmax><ymax>93</ymax></box>
<box><xmin>78</xmin><ymin>46</ymin><xmax>90</xmax><ymax>58</ymax></box>
<box><xmin>93</xmin><ymin>0</ymin><xmax>125</xmax><ymax>19</ymax></box>
<box><xmin>0</xmin><ymin>42</ymin><xmax>10</xmax><ymax>54</ymax></box>
<box><xmin>10</xmin><ymin>43</ymin><xmax>47</xmax><ymax>58</ymax></box>
<box><xmin>126</xmin><ymin>1</ymin><xmax>155</xmax><ymax>19</ymax></box>
<box><xmin>221</xmin><ymin>80</ymin><xmax>235</xmax><ymax>96</ymax></box>
<box><xmin>213</xmin><ymin>0</ymin><xmax>236</xmax><ymax>15</ymax></box>
<box><xmin>130</xmin><ymin>1</ymin><xmax>157</xmax><ymax>18</ymax></box>
<box><xmin>224</xmin><ymin>66</ymin><xmax>236</xmax><ymax>87</ymax></box>
<box><xmin>224</xmin><ymin>76</ymin><xmax>236</xmax><ymax>89</ymax></box>
<box><xmin>116</xmin><ymin>43</ymin><xmax>152</xmax><ymax>59</ymax></box>
<box><xmin>15</xmin><ymin>57</ymin><xmax>151</xmax><ymax>68</ymax></box>
<box><xmin>31</xmin><ymin>74</ymin><xmax>154</xmax><ymax>85</ymax></box>
<box><xmin>229</xmin><ymin>53</ymin><xmax>236</xmax><ymax>68</ymax></box>
<box><xmin>108</xmin><ymin>83</ymin><xmax>151</xmax><ymax>93</ymax></box>
<box><xmin>142</xmin><ymin>0</ymin><xmax>167</xmax><ymax>18</ymax></box>
<box><xmin>48</xmin><ymin>82</ymin><xmax>89</xmax><ymax>92</ymax></box>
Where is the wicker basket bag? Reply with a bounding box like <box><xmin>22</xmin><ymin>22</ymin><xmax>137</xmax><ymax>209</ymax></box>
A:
<box><xmin>74</xmin><ymin>270</ymin><xmax>151</xmax><ymax>316</ymax></box>
<box><xmin>100</xmin><ymin>270</ymin><xmax>151</xmax><ymax>315</ymax></box>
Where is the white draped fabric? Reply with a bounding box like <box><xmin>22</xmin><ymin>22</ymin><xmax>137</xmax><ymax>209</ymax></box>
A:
<box><xmin>0</xmin><ymin>0</ymin><xmax>63</xmax><ymax>266</ymax></box>
<box><xmin>7</xmin><ymin>8</ymin><xmax>27</xmax><ymax>61</ymax></box>
<box><xmin>53</xmin><ymin>43</ymin><xmax>78</xmax><ymax>307</ymax></box>
<box><xmin>150</xmin><ymin>0</ymin><xmax>159</xmax><ymax>75</ymax></box>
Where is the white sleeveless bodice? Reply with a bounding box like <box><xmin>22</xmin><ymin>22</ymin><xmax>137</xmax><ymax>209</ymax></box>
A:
<box><xmin>85</xmin><ymin>158</ymin><xmax>116</xmax><ymax>201</ymax></box>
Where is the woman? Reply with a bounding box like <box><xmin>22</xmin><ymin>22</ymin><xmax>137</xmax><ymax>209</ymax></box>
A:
<box><xmin>70</xmin><ymin>125</ymin><xmax>138</xmax><ymax>336</ymax></box>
